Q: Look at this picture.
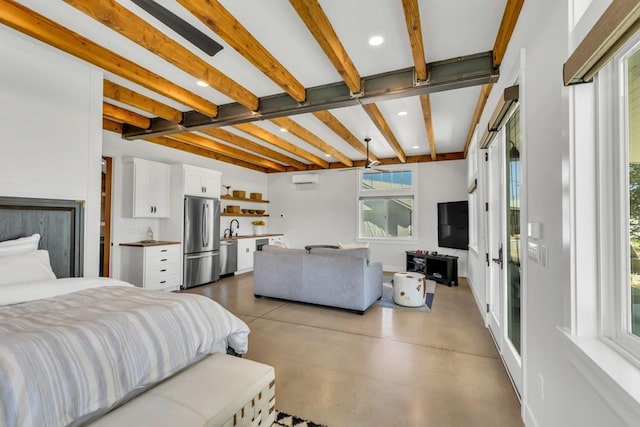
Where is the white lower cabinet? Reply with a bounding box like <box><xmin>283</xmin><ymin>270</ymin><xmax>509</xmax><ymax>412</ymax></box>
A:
<box><xmin>237</xmin><ymin>238</ymin><xmax>256</xmax><ymax>272</ymax></box>
<box><xmin>120</xmin><ymin>243</ymin><xmax>181</xmax><ymax>291</ymax></box>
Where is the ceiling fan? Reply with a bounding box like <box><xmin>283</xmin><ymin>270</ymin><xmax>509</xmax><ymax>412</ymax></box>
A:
<box><xmin>339</xmin><ymin>137</ymin><xmax>386</xmax><ymax>172</ymax></box>
<box><xmin>363</xmin><ymin>137</ymin><xmax>381</xmax><ymax>169</ymax></box>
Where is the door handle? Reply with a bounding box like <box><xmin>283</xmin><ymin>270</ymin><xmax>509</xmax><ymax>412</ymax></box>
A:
<box><xmin>202</xmin><ymin>203</ymin><xmax>208</xmax><ymax>247</ymax></box>
<box><xmin>492</xmin><ymin>244</ymin><xmax>503</xmax><ymax>269</ymax></box>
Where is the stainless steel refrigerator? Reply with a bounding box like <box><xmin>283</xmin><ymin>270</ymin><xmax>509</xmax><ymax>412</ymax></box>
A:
<box><xmin>183</xmin><ymin>196</ymin><xmax>220</xmax><ymax>289</ymax></box>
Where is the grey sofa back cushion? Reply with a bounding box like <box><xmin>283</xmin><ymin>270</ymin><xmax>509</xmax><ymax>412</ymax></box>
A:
<box><xmin>309</xmin><ymin>247</ymin><xmax>370</xmax><ymax>262</ymax></box>
<box><xmin>261</xmin><ymin>245</ymin><xmax>307</xmax><ymax>255</ymax></box>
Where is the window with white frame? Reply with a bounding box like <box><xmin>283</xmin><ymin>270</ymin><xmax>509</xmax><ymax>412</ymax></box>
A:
<box><xmin>358</xmin><ymin>168</ymin><xmax>415</xmax><ymax>239</ymax></box>
<box><xmin>597</xmin><ymin>36</ymin><xmax>640</xmax><ymax>356</ymax></box>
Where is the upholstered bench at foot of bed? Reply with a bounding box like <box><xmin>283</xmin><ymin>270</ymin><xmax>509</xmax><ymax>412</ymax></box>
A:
<box><xmin>90</xmin><ymin>353</ymin><xmax>276</xmax><ymax>427</ymax></box>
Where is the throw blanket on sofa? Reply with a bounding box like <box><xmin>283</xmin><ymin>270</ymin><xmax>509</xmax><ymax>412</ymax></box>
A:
<box><xmin>0</xmin><ymin>282</ymin><xmax>249</xmax><ymax>427</ymax></box>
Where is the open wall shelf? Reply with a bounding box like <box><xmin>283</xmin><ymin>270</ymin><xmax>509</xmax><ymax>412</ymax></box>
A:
<box><xmin>221</xmin><ymin>195</ymin><xmax>269</xmax><ymax>203</ymax></box>
<box><xmin>221</xmin><ymin>213</ymin><xmax>270</xmax><ymax>217</ymax></box>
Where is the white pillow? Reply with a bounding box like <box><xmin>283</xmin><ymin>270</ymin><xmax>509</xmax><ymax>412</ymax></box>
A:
<box><xmin>0</xmin><ymin>250</ymin><xmax>56</xmax><ymax>286</ymax></box>
<box><xmin>0</xmin><ymin>234</ymin><xmax>41</xmax><ymax>257</ymax></box>
<box><xmin>338</xmin><ymin>242</ymin><xmax>370</xmax><ymax>249</ymax></box>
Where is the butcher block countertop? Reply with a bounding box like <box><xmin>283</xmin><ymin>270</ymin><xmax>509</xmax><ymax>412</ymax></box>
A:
<box><xmin>119</xmin><ymin>241</ymin><xmax>181</xmax><ymax>247</ymax></box>
<box><xmin>221</xmin><ymin>233</ymin><xmax>283</xmax><ymax>241</ymax></box>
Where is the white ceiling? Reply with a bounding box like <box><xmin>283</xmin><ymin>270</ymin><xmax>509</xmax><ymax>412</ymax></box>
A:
<box><xmin>12</xmin><ymin>0</ymin><xmax>508</xmax><ymax>166</ymax></box>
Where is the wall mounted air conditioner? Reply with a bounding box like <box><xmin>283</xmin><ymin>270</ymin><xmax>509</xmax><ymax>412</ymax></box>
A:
<box><xmin>291</xmin><ymin>173</ymin><xmax>319</xmax><ymax>185</ymax></box>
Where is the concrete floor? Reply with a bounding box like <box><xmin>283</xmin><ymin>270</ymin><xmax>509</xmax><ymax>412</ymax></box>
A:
<box><xmin>186</xmin><ymin>274</ymin><xmax>523</xmax><ymax>427</ymax></box>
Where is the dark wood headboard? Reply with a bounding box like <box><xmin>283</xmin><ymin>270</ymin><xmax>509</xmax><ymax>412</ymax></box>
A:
<box><xmin>0</xmin><ymin>197</ymin><xmax>84</xmax><ymax>278</ymax></box>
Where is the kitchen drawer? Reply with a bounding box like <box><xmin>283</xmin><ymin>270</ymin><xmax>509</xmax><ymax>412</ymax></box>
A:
<box><xmin>145</xmin><ymin>245</ymin><xmax>180</xmax><ymax>257</ymax></box>
<box><xmin>146</xmin><ymin>253</ymin><xmax>179</xmax><ymax>267</ymax></box>
<box><xmin>146</xmin><ymin>262</ymin><xmax>180</xmax><ymax>280</ymax></box>
<box><xmin>145</xmin><ymin>274</ymin><xmax>180</xmax><ymax>291</ymax></box>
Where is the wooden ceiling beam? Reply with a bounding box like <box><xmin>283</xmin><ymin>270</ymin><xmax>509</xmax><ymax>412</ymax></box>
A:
<box><xmin>401</xmin><ymin>0</ymin><xmax>427</xmax><ymax>81</ymax></box>
<box><xmin>0</xmin><ymin>0</ymin><xmax>218</xmax><ymax>117</ymax></box>
<box><xmin>463</xmin><ymin>0</ymin><xmax>523</xmax><ymax>157</ymax></box>
<box><xmin>419</xmin><ymin>94</ymin><xmax>437</xmax><ymax>160</ymax></box>
<box><xmin>179</xmin><ymin>0</ymin><xmax>306</xmax><ymax>103</ymax></box>
<box><xmin>124</xmin><ymin>51</ymin><xmax>497</xmax><ymax>139</ymax></box>
<box><xmin>401</xmin><ymin>0</ymin><xmax>436</xmax><ymax>160</ymax></box>
<box><xmin>271</xmin><ymin>117</ymin><xmax>353</xmax><ymax>167</ymax></box>
<box><xmin>201</xmin><ymin>128</ymin><xmax>307</xmax><ymax>170</ymax></box>
<box><xmin>146</xmin><ymin>136</ymin><xmax>268</xmax><ymax>173</ymax></box>
<box><xmin>103</xmin><ymin>80</ymin><xmax>182</xmax><ymax>123</ymax></box>
<box><xmin>289</xmin><ymin>0</ymin><xmax>361</xmax><ymax>94</ymax></box>
<box><xmin>103</xmin><ymin>102</ymin><xmax>151</xmax><ymax>129</ymax></box>
<box><xmin>171</xmin><ymin>133</ymin><xmax>286</xmax><ymax>172</ymax></box>
<box><xmin>233</xmin><ymin>123</ymin><xmax>329</xmax><ymax>168</ymax></box>
<box><xmin>278</xmin><ymin>152</ymin><xmax>465</xmax><ymax>172</ymax></box>
<box><xmin>312</xmin><ymin>111</ymin><xmax>378</xmax><ymax>162</ymax></box>
<box><xmin>361</xmin><ymin>104</ymin><xmax>407</xmax><ymax>163</ymax></box>
<box><xmin>493</xmin><ymin>0</ymin><xmax>525</xmax><ymax>67</ymax></box>
<box><xmin>103</xmin><ymin>118</ymin><xmax>123</xmax><ymax>134</ymax></box>
<box><xmin>64</xmin><ymin>0</ymin><xmax>258</xmax><ymax>111</ymax></box>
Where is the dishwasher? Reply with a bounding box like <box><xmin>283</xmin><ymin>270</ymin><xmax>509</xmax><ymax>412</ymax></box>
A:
<box><xmin>219</xmin><ymin>240</ymin><xmax>238</xmax><ymax>277</ymax></box>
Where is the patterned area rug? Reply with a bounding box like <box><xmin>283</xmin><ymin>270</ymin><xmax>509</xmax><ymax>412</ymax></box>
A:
<box><xmin>272</xmin><ymin>410</ymin><xmax>326</xmax><ymax>427</ymax></box>
<box><xmin>375</xmin><ymin>280</ymin><xmax>434</xmax><ymax>312</ymax></box>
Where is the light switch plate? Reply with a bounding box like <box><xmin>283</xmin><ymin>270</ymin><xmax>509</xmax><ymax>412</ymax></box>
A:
<box><xmin>540</xmin><ymin>245</ymin><xmax>548</xmax><ymax>267</ymax></box>
<box><xmin>528</xmin><ymin>242</ymin><xmax>539</xmax><ymax>263</ymax></box>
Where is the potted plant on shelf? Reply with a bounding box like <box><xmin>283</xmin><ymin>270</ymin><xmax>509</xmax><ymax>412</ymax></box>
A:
<box><xmin>252</xmin><ymin>220</ymin><xmax>266</xmax><ymax>236</ymax></box>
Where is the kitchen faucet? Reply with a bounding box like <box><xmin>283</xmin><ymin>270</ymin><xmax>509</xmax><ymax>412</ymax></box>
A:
<box><xmin>229</xmin><ymin>219</ymin><xmax>240</xmax><ymax>237</ymax></box>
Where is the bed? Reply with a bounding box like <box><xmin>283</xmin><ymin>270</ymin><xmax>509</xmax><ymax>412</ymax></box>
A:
<box><xmin>0</xmin><ymin>197</ymin><xmax>254</xmax><ymax>427</ymax></box>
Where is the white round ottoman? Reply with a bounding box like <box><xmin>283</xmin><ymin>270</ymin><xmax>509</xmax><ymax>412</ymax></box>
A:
<box><xmin>393</xmin><ymin>272</ymin><xmax>426</xmax><ymax>307</ymax></box>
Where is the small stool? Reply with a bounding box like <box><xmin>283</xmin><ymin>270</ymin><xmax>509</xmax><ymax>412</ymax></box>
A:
<box><xmin>393</xmin><ymin>272</ymin><xmax>426</xmax><ymax>307</ymax></box>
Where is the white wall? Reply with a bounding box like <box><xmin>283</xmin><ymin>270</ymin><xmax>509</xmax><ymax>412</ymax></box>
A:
<box><xmin>0</xmin><ymin>27</ymin><xmax>102</xmax><ymax>277</ymax></box>
<box><xmin>466</xmin><ymin>0</ymin><xmax>624</xmax><ymax>425</ymax></box>
<box><xmin>102</xmin><ymin>131</ymin><xmax>268</xmax><ymax>279</ymax></box>
<box><xmin>268</xmin><ymin>160</ymin><xmax>469</xmax><ymax>273</ymax></box>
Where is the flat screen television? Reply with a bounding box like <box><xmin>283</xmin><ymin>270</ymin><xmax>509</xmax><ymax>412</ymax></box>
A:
<box><xmin>437</xmin><ymin>201</ymin><xmax>469</xmax><ymax>250</ymax></box>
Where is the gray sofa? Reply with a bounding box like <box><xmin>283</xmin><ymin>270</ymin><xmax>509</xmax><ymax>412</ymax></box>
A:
<box><xmin>253</xmin><ymin>245</ymin><xmax>383</xmax><ymax>313</ymax></box>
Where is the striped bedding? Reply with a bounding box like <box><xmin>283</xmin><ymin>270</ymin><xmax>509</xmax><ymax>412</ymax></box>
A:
<box><xmin>0</xmin><ymin>280</ymin><xmax>249</xmax><ymax>427</ymax></box>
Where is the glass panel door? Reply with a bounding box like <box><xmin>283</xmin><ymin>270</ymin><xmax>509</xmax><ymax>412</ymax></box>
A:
<box><xmin>506</xmin><ymin>107</ymin><xmax>521</xmax><ymax>354</ymax></box>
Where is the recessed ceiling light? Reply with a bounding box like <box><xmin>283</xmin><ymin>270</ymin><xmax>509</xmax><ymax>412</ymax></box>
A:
<box><xmin>368</xmin><ymin>35</ymin><xmax>384</xmax><ymax>46</ymax></box>
<box><xmin>280</xmin><ymin>128</ymin><xmax>288</xmax><ymax>133</ymax></box>
<box><xmin>398</xmin><ymin>111</ymin><xmax>408</xmax><ymax>116</ymax></box>
<box><xmin>196</xmin><ymin>80</ymin><xmax>209</xmax><ymax>87</ymax></box>
<box><xmin>412</xmin><ymin>145</ymin><xmax>420</xmax><ymax>149</ymax></box>
<box><xmin>325</xmin><ymin>154</ymin><xmax>331</xmax><ymax>157</ymax></box>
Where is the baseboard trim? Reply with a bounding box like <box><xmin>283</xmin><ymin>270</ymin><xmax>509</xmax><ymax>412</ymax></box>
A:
<box><xmin>466</xmin><ymin>275</ymin><xmax>487</xmax><ymax>324</ymax></box>
<box><xmin>523</xmin><ymin>402</ymin><xmax>538</xmax><ymax>427</ymax></box>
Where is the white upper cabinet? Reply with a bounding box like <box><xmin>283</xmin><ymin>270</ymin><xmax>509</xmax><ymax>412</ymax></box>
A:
<box><xmin>183</xmin><ymin>165</ymin><xmax>221</xmax><ymax>198</ymax></box>
<box><xmin>125</xmin><ymin>158</ymin><xmax>171</xmax><ymax>218</ymax></box>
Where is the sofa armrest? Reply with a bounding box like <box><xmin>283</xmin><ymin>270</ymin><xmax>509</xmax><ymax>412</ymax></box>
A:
<box><xmin>363</xmin><ymin>261</ymin><xmax>383</xmax><ymax>304</ymax></box>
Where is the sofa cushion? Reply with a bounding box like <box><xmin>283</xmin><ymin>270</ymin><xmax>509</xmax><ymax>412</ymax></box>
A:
<box><xmin>261</xmin><ymin>245</ymin><xmax>305</xmax><ymax>255</ymax></box>
<box><xmin>338</xmin><ymin>242</ymin><xmax>370</xmax><ymax>249</ymax></box>
<box><xmin>309</xmin><ymin>246</ymin><xmax>370</xmax><ymax>262</ymax></box>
